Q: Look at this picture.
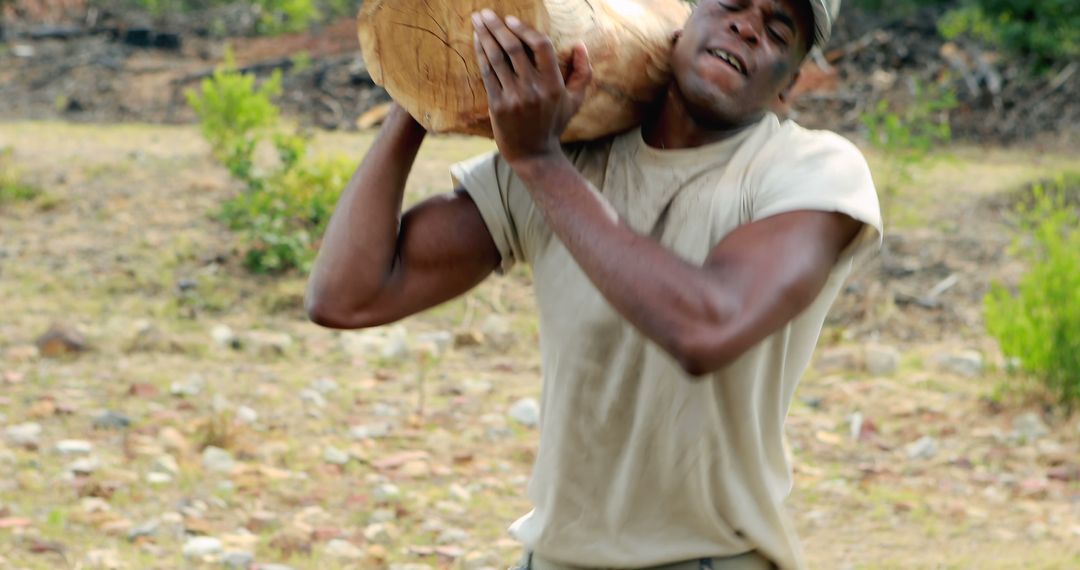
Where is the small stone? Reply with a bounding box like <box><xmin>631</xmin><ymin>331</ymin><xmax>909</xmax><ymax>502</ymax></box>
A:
<box><xmin>68</xmin><ymin>456</ymin><xmax>102</xmax><ymax>475</ymax></box>
<box><xmin>323</xmin><ymin>447</ymin><xmax>350</xmax><ymax>465</ymax></box>
<box><xmin>246</xmin><ymin>331</ymin><xmax>293</xmax><ymax>357</ymax></box>
<box><xmin>127</xmin><ymin>520</ymin><xmax>159</xmax><ymax>541</ymax></box>
<box><xmin>36</xmin><ymin>322</ymin><xmax>88</xmax><ymax>358</ymax></box>
<box><xmin>126</xmin><ymin>321</ymin><xmax>179</xmax><ymax>353</ymax></box>
<box><xmin>437</xmin><ymin>527</ymin><xmax>469</xmax><ymax>544</ymax></box>
<box><xmin>212</xmin><ymin>394</ymin><xmax>230</xmax><ymax>413</ymax></box>
<box><xmin>460</xmin><ymin>551</ymin><xmax>501</xmax><ymax>570</ymax></box>
<box><xmin>381</xmin><ymin>328</ymin><xmax>411</xmax><ymax>362</ymax></box>
<box><xmin>864</xmin><ymin>344</ymin><xmax>901</xmax><ymax>376</ymax></box>
<box><xmin>1012</xmin><ymin>412</ymin><xmax>1049</xmax><ymax>442</ymax></box>
<box><xmin>932</xmin><ymin>350</ymin><xmax>983</xmax><ymax>377</ymax></box>
<box><xmin>55</xmin><ymin>439</ymin><xmax>94</xmax><ymax>455</ymax></box>
<box><xmin>256</xmin><ymin>565</ymin><xmax>296</xmax><ymax>570</ymax></box>
<box><xmin>152</xmin><ymin>454</ymin><xmax>180</xmax><ymax>475</ymax></box>
<box><xmin>448</xmin><ymin>483</ymin><xmax>471</xmax><ymax>503</ymax></box>
<box><xmin>85</xmin><ymin>548</ymin><xmax>121</xmax><ymax>569</ymax></box>
<box><xmin>373</xmin><ymin>483</ymin><xmax>401</xmax><ymax>502</ymax></box>
<box><xmin>371</xmin><ymin>403</ymin><xmax>399</xmax><ymax>417</ymax></box>
<box><xmin>159</xmin><ymin>426</ymin><xmax>191</xmax><ymax>456</ymax></box>
<box><xmin>81</xmin><ymin>496</ymin><xmax>111</xmax><ymax>513</ymax></box>
<box><xmin>462</xmin><ymin>379</ymin><xmax>493</xmax><ymax>394</ymax></box>
<box><xmin>905</xmin><ymin>436</ymin><xmax>938</xmax><ymax>460</ymax></box>
<box><xmin>147</xmin><ymin>472</ymin><xmax>173</xmax><ymax>485</ymax></box>
<box><xmin>369</xmin><ymin>509</ymin><xmax>396</xmax><ymax>523</ymax></box>
<box><xmin>363</xmin><ymin>522</ymin><xmax>398</xmax><ymax>544</ymax></box>
<box><xmin>814</xmin><ymin>346</ymin><xmax>862</xmax><ymax>374</ymax></box>
<box><xmin>453</xmin><ymin>330</ymin><xmax>485</xmax><ymax>349</ymax></box>
<box><xmin>182</xmin><ymin>536</ymin><xmax>223</xmax><ymax>559</ymax></box>
<box><xmin>5</xmin><ymin>422</ymin><xmax>42</xmax><ymax>447</ymax></box>
<box><xmin>416</xmin><ymin>331</ymin><xmax>453</xmax><ymax>358</ymax></box>
<box><xmin>390</xmin><ymin>564</ymin><xmax>433</xmax><ymax>570</ymax></box>
<box><xmin>349</xmin><ymin>423</ymin><xmax>391</xmax><ymax>440</ymax></box>
<box><xmin>170</xmin><ymin>374</ymin><xmax>205</xmax><ymax>397</ymax></box>
<box><xmin>211</xmin><ymin>325</ymin><xmax>240</xmax><ymax>349</ymax></box>
<box><xmin>202</xmin><ymin>446</ymin><xmax>236</xmax><ymax>473</ymax></box>
<box><xmin>93</xmin><ymin>410</ymin><xmax>131</xmax><ymax>430</ymax></box>
<box><xmin>221</xmin><ymin>550</ymin><xmax>255</xmax><ymax>568</ymax></box>
<box><xmin>509</xmin><ymin>398</ymin><xmax>540</xmax><ymax>427</ymax></box>
<box><xmin>299</xmin><ymin>389</ymin><xmax>327</xmax><ymax>408</ymax></box>
<box><xmin>245</xmin><ymin>510</ymin><xmax>279</xmax><ymax>532</ymax></box>
<box><xmin>324</xmin><ymin>539</ymin><xmax>364</xmax><ymax>560</ymax></box>
<box><xmin>311</xmin><ymin>377</ymin><xmax>338</xmax><ymax>394</ymax></box>
<box><xmin>400</xmin><ymin>459</ymin><xmax>430</xmax><ymax>478</ymax></box>
<box><xmin>480</xmin><ymin>315</ymin><xmax>514</xmax><ymax>348</ymax></box>
<box><xmin>236</xmin><ymin>406</ymin><xmax>258</xmax><ymax>424</ymax></box>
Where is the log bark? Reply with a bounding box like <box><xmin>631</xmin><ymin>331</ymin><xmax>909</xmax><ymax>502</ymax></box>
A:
<box><xmin>357</xmin><ymin>0</ymin><xmax>690</xmax><ymax>141</ymax></box>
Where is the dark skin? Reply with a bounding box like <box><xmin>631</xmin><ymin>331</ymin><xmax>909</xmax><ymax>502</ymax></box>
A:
<box><xmin>306</xmin><ymin>0</ymin><xmax>864</xmax><ymax>376</ymax></box>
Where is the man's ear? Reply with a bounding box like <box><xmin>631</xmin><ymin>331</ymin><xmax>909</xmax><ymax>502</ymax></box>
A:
<box><xmin>672</xmin><ymin>29</ymin><xmax>682</xmax><ymax>44</ymax></box>
<box><xmin>778</xmin><ymin>69</ymin><xmax>801</xmax><ymax>104</ymax></box>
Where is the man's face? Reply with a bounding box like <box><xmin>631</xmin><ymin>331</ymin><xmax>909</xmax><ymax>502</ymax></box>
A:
<box><xmin>670</xmin><ymin>0</ymin><xmax>814</xmax><ymax>127</ymax></box>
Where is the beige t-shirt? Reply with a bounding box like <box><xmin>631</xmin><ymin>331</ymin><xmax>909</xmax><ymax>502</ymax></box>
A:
<box><xmin>450</xmin><ymin>113</ymin><xmax>882</xmax><ymax>570</ymax></box>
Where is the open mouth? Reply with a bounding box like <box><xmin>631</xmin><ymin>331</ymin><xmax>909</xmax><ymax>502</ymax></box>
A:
<box><xmin>706</xmin><ymin>48</ymin><xmax>746</xmax><ymax>76</ymax></box>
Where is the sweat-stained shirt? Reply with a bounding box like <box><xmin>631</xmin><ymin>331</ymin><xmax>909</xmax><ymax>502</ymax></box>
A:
<box><xmin>449</xmin><ymin>112</ymin><xmax>882</xmax><ymax>570</ymax></box>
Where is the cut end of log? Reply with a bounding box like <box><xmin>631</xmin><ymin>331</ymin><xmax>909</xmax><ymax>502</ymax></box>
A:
<box><xmin>357</xmin><ymin>0</ymin><xmax>689</xmax><ymax>141</ymax></box>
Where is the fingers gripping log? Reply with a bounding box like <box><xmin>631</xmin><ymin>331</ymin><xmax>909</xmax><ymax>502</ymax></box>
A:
<box><xmin>357</xmin><ymin>0</ymin><xmax>691</xmax><ymax>142</ymax></box>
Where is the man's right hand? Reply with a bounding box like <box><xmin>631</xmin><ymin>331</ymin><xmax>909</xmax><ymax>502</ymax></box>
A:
<box><xmin>304</xmin><ymin>102</ymin><xmax>500</xmax><ymax>329</ymax></box>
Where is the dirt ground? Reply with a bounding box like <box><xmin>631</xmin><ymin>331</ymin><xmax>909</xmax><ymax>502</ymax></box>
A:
<box><xmin>1</xmin><ymin>122</ymin><xmax>1079</xmax><ymax>569</ymax></box>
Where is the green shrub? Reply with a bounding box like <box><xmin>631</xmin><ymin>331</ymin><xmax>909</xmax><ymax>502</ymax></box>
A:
<box><xmin>0</xmin><ymin>149</ymin><xmax>41</xmax><ymax>205</ymax></box>
<box><xmin>940</xmin><ymin>0</ymin><xmax>1079</xmax><ymax>68</ymax></box>
<box><xmin>186</xmin><ymin>53</ymin><xmax>281</xmax><ymax>185</ymax></box>
<box><xmin>186</xmin><ymin>57</ymin><xmax>348</xmax><ymax>274</ymax></box>
<box><xmin>219</xmin><ymin>153</ymin><xmax>352</xmax><ymax>273</ymax></box>
<box><xmin>860</xmin><ymin>81</ymin><xmax>956</xmax><ymax>217</ymax></box>
<box><xmin>985</xmin><ymin>174</ymin><xmax>1080</xmax><ymax>406</ymax></box>
<box><xmin>255</xmin><ymin>0</ymin><xmax>321</xmax><ymax>34</ymax></box>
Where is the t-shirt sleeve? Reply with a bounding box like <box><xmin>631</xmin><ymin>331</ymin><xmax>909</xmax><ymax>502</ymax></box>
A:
<box><xmin>750</xmin><ymin>130</ymin><xmax>883</xmax><ymax>266</ymax></box>
<box><xmin>449</xmin><ymin>151</ymin><xmax>528</xmax><ymax>274</ymax></box>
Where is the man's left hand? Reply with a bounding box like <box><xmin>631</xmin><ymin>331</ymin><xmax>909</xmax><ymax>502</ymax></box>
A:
<box><xmin>472</xmin><ymin>9</ymin><xmax>592</xmax><ymax>165</ymax></box>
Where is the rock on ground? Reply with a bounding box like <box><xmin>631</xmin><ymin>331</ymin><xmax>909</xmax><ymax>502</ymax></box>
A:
<box><xmin>202</xmin><ymin>446</ymin><xmax>236</xmax><ymax>473</ymax></box>
<box><xmin>182</xmin><ymin>536</ymin><xmax>223</xmax><ymax>559</ymax></box>
<box><xmin>508</xmin><ymin>398</ymin><xmax>540</xmax><ymax>427</ymax></box>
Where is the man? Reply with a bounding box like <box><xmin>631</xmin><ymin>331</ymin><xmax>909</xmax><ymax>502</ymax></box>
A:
<box><xmin>306</xmin><ymin>0</ymin><xmax>880</xmax><ymax>568</ymax></box>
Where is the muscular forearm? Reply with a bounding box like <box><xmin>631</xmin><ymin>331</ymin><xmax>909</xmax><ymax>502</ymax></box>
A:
<box><xmin>512</xmin><ymin>154</ymin><xmax>738</xmax><ymax>373</ymax></box>
<box><xmin>306</xmin><ymin>106</ymin><xmax>427</xmax><ymax>316</ymax></box>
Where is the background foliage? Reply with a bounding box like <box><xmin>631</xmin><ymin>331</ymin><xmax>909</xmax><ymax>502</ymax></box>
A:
<box><xmin>985</xmin><ymin>174</ymin><xmax>1080</xmax><ymax>407</ymax></box>
<box><xmin>186</xmin><ymin>56</ymin><xmax>349</xmax><ymax>274</ymax></box>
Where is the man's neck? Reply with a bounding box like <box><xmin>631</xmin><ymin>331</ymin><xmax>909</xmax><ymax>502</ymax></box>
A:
<box><xmin>641</xmin><ymin>86</ymin><xmax>763</xmax><ymax>150</ymax></box>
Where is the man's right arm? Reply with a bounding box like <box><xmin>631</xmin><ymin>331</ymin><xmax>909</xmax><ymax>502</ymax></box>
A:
<box><xmin>305</xmin><ymin>104</ymin><xmax>501</xmax><ymax>329</ymax></box>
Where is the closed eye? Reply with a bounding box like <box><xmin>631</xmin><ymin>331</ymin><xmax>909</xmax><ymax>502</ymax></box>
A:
<box><xmin>768</xmin><ymin>26</ymin><xmax>790</xmax><ymax>46</ymax></box>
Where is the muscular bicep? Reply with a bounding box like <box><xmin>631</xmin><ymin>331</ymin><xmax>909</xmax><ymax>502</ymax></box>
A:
<box><xmin>331</xmin><ymin>188</ymin><xmax>501</xmax><ymax>328</ymax></box>
<box><xmin>691</xmin><ymin>210</ymin><xmax>864</xmax><ymax>366</ymax></box>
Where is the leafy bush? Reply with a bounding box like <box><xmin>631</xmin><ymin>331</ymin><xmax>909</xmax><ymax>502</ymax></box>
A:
<box><xmin>186</xmin><ymin>58</ymin><xmax>348</xmax><ymax>274</ymax></box>
<box><xmin>254</xmin><ymin>0</ymin><xmax>321</xmax><ymax>35</ymax></box>
<box><xmin>860</xmin><ymin>81</ymin><xmax>956</xmax><ymax>215</ymax></box>
<box><xmin>985</xmin><ymin>174</ymin><xmax>1080</xmax><ymax>406</ymax></box>
<box><xmin>186</xmin><ymin>54</ymin><xmax>281</xmax><ymax>184</ymax></box>
<box><xmin>940</xmin><ymin>0</ymin><xmax>1079</xmax><ymax>68</ymax></box>
<box><xmin>0</xmin><ymin>148</ymin><xmax>41</xmax><ymax>205</ymax></box>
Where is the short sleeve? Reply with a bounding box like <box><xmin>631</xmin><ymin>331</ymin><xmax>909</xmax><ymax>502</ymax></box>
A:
<box><xmin>751</xmin><ymin>129</ymin><xmax>883</xmax><ymax>266</ymax></box>
<box><xmin>450</xmin><ymin>151</ymin><xmax>527</xmax><ymax>274</ymax></box>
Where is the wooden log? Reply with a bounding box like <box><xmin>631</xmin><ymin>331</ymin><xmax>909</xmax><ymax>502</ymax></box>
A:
<box><xmin>357</xmin><ymin>0</ymin><xmax>690</xmax><ymax>141</ymax></box>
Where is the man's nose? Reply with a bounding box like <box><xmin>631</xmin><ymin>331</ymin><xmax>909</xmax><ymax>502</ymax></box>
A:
<box><xmin>729</xmin><ymin>15</ymin><xmax>761</xmax><ymax>46</ymax></box>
